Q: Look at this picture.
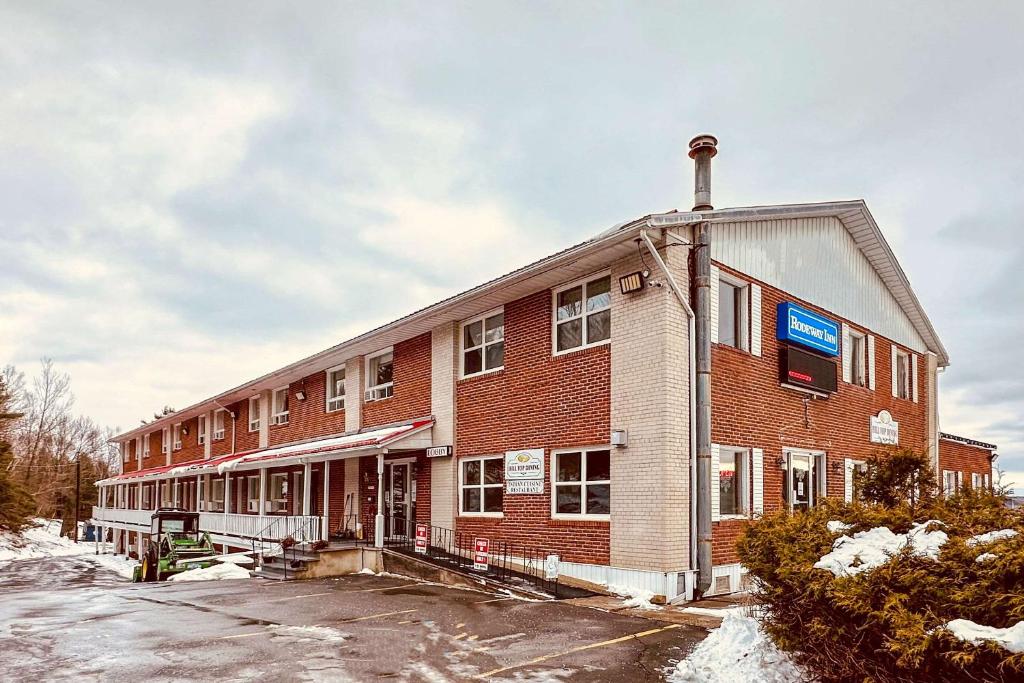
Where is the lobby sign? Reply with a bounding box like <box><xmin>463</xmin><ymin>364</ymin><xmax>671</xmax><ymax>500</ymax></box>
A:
<box><xmin>870</xmin><ymin>410</ymin><xmax>900</xmax><ymax>445</ymax></box>
<box><xmin>505</xmin><ymin>449</ymin><xmax>544</xmax><ymax>480</ymax></box>
<box><xmin>777</xmin><ymin>302</ymin><xmax>840</xmax><ymax>357</ymax></box>
<box><xmin>426</xmin><ymin>446</ymin><xmax>452</xmax><ymax>458</ymax></box>
<box><xmin>507</xmin><ymin>480</ymin><xmax>544</xmax><ymax>495</ymax></box>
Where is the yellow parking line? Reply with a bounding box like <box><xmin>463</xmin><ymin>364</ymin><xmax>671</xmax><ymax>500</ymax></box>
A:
<box><xmin>261</xmin><ymin>592</ymin><xmax>333</xmax><ymax>603</ymax></box>
<box><xmin>474</xmin><ymin>597</ymin><xmax>512</xmax><ymax>604</ymax></box>
<box><xmin>475</xmin><ymin>624</ymin><xmax>680</xmax><ymax>678</ymax></box>
<box><xmin>219</xmin><ymin>631</ymin><xmax>266</xmax><ymax>640</ymax></box>
<box><xmin>340</xmin><ymin>608</ymin><xmax>417</xmax><ymax>623</ymax></box>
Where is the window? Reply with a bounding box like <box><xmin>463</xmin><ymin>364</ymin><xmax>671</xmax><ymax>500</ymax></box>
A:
<box><xmin>161</xmin><ymin>428</ymin><xmax>170</xmax><ymax>454</ymax></box>
<box><xmin>554</xmin><ymin>274</ymin><xmax>611</xmax><ymax>353</ymax></box>
<box><xmin>247</xmin><ymin>476</ymin><xmax>261</xmax><ymax>512</ymax></box>
<box><xmin>462</xmin><ymin>309</ymin><xmax>505</xmax><ymax>377</ymax></box>
<box><xmin>983</xmin><ymin>473</ymin><xmax>991</xmax><ymax>490</ymax></box>
<box><xmin>269</xmin><ymin>473</ymin><xmax>289</xmax><ymax>513</ymax></box>
<box><xmin>143</xmin><ymin>433</ymin><xmax>150</xmax><ymax>457</ymax></box>
<box><xmin>210</xmin><ymin>478</ymin><xmax>225</xmax><ymax>512</ymax></box>
<box><xmin>161</xmin><ymin>481</ymin><xmax>174</xmax><ymax>506</ymax></box>
<box><xmin>943</xmin><ymin>470</ymin><xmax>957</xmax><ymax>497</ymax></box>
<box><xmin>718</xmin><ymin>275</ymin><xmax>749</xmax><ymax>350</ymax></box>
<box><xmin>783</xmin><ymin>451</ymin><xmax>827</xmax><ymax>512</ymax></box>
<box><xmin>365</xmin><ymin>348</ymin><xmax>394</xmax><ymax>401</ymax></box>
<box><xmin>326</xmin><ymin>365</ymin><xmax>346</xmax><ymax>412</ymax></box>
<box><xmin>719</xmin><ymin>448</ymin><xmax>749</xmax><ymax>517</ymax></box>
<box><xmin>173</xmin><ymin>423</ymin><xmax>182</xmax><ymax>451</ymax></box>
<box><xmin>248</xmin><ymin>396</ymin><xmax>261</xmax><ymax>432</ymax></box>
<box><xmin>198</xmin><ymin>415</ymin><xmax>207</xmax><ymax>446</ymax></box>
<box><xmin>213</xmin><ymin>410</ymin><xmax>226</xmax><ymax>440</ymax></box>
<box><xmin>849</xmin><ymin>331</ymin><xmax>867</xmax><ymax>387</ymax></box>
<box><xmin>272</xmin><ymin>387</ymin><xmax>289</xmax><ymax>425</ymax></box>
<box><xmin>121</xmin><ymin>443</ymin><xmax>129</xmax><ymax>462</ymax></box>
<box><xmin>142</xmin><ymin>486</ymin><xmax>152</xmax><ymax>509</ymax></box>
<box><xmin>972</xmin><ymin>472</ymin><xmax>981</xmax><ymax>489</ymax></box>
<box><xmin>552</xmin><ymin>448</ymin><xmax>611</xmax><ymax>518</ymax></box>
<box><xmin>895</xmin><ymin>349</ymin><xmax>911</xmax><ymax>399</ymax></box>
<box><xmin>460</xmin><ymin>456</ymin><xmax>504</xmax><ymax>515</ymax></box>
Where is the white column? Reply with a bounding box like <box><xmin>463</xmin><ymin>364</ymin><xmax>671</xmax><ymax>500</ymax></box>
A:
<box><xmin>173</xmin><ymin>478</ymin><xmax>180</xmax><ymax>507</ymax></box>
<box><xmin>259</xmin><ymin>468</ymin><xmax>267</xmax><ymax>516</ymax></box>
<box><xmin>375</xmin><ymin>452</ymin><xmax>384</xmax><ymax>547</ymax></box>
<box><xmin>224</xmin><ymin>473</ymin><xmax>232</xmax><ymax>516</ymax></box>
<box><xmin>137</xmin><ymin>482</ymin><xmax>143</xmax><ymax>510</ymax></box>
<box><xmin>302</xmin><ymin>462</ymin><xmax>312</xmax><ymax>516</ymax></box>
<box><xmin>322</xmin><ymin>461</ymin><xmax>331</xmax><ymax>538</ymax></box>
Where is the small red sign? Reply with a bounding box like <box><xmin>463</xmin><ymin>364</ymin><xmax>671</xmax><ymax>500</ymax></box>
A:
<box><xmin>415</xmin><ymin>524</ymin><xmax>428</xmax><ymax>554</ymax></box>
<box><xmin>473</xmin><ymin>537</ymin><xmax>489</xmax><ymax>571</ymax></box>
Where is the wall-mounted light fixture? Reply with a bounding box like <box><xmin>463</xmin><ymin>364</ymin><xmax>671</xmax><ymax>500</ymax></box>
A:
<box><xmin>619</xmin><ymin>271</ymin><xmax>646</xmax><ymax>294</ymax></box>
<box><xmin>611</xmin><ymin>429</ymin><xmax>628</xmax><ymax>447</ymax></box>
<box><xmin>182</xmin><ymin>426</ymin><xmax>189</xmax><ymax>436</ymax></box>
<box><xmin>296</xmin><ymin>379</ymin><xmax>307</xmax><ymax>401</ymax></box>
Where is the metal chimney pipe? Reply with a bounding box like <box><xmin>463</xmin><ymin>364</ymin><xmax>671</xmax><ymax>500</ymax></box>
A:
<box><xmin>689</xmin><ymin>133</ymin><xmax>718</xmax><ymax>597</ymax></box>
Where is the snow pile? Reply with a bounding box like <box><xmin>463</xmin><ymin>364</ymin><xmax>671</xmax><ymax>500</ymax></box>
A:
<box><xmin>85</xmin><ymin>553</ymin><xmax>139</xmax><ymax>579</ymax></box>
<box><xmin>975</xmin><ymin>552</ymin><xmax>998</xmax><ymax>564</ymax></box>
<box><xmin>669</xmin><ymin>612</ymin><xmax>805</xmax><ymax>682</ymax></box>
<box><xmin>681</xmin><ymin>605</ymin><xmax>750</xmax><ymax>619</ymax></box>
<box><xmin>966</xmin><ymin>529</ymin><xmax>1018</xmax><ymax>547</ymax></box>
<box><xmin>826</xmin><ymin>520</ymin><xmax>853</xmax><ymax>534</ymax></box>
<box><xmin>0</xmin><ymin>519</ymin><xmax>90</xmax><ymax>565</ymax></box>
<box><xmin>269</xmin><ymin>624</ymin><xmax>349</xmax><ymax>643</ymax></box>
<box><xmin>943</xmin><ymin>619</ymin><xmax>1024</xmax><ymax>654</ymax></box>
<box><xmin>167</xmin><ymin>562</ymin><xmax>252</xmax><ymax>582</ymax></box>
<box><xmin>607</xmin><ymin>583</ymin><xmax>661</xmax><ymax>610</ymax></box>
<box><xmin>814</xmin><ymin>521</ymin><xmax>947</xmax><ymax>577</ymax></box>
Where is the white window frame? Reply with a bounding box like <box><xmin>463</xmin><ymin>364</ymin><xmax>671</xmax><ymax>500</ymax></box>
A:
<box><xmin>552</xmin><ymin>272</ymin><xmax>612</xmax><ymax>356</ymax></box>
<box><xmin>246</xmin><ymin>476</ymin><xmax>260</xmax><ymax>512</ymax></box>
<box><xmin>271</xmin><ymin>387</ymin><xmax>289</xmax><ymax>425</ymax></box>
<box><xmin>172</xmin><ymin>423</ymin><xmax>182</xmax><ymax>451</ymax></box>
<box><xmin>460</xmin><ymin>307</ymin><xmax>505</xmax><ymax>378</ymax></box>
<box><xmin>143</xmin><ymin>433</ymin><xmax>150</xmax><ymax>457</ymax></box>
<box><xmin>782</xmin><ymin>449</ymin><xmax>828</xmax><ymax>512</ymax></box>
<box><xmin>248</xmin><ymin>396</ymin><xmax>261</xmax><ymax>432</ymax></box>
<box><xmin>325</xmin><ymin>363</ymin><xmax>346</xmax><ymax>413</ymax></box>
<box><xmin>210</xmin><ymin>478</ymin><xmax>225</xmax><ymax>512</ymax></box>
<box><xmin>971</xmin><ymin>472</ymin><xmax>981</xmax><ymax>489</ymax></box>
<box><xmin>213</xmin><ymin>410</ymin><xmax>226</xmax><ymax>440</ymax></box>
<box><xmin>142</xmin><ymin>485</ymin><xmax>152</xmax><ymax>509</ymax></box>
<box><xmin>458</xmin><ymin>455</ymin><xmax>504</xmax><ymax>517</ymax></box>
<box><xmin>849</xmin><ymin>330</ymin><xmax>867</xmax><ymax>387</ymax></box>
<box><xmin>269</xmin><ymin>472</ymin><xmax>289</xmax><ymax>513</ymax></box>
<box><xmin>895</xmin><ymin>348</ymin><xmax>911</xmax><ymax>400</ymax></box>
<box><xmin>365</xmin><ymin>347</ymin><xmax>394</xmax><ymax>401</ymax></box>
<box><xmin>943</xmin><ymin>470</ymin><xmax>957</xmax><ymax>497</ymax></box>
<box><xmin>551</xmin><ymin>446</ymin><xmax>612</xmax><ymax>521</ymax></box>
<box><xmin>716</xmin><ymin>272</ymin><xmax>750</xmax><ymax>351</ymax></box>
<box><xmin>718</xmin><ymin>446</ymin><xmax>750</xmax><ymax>519</ymax></box>
<box><xmin>198</xmin><ymin>415</ymin><xmax>207</xmax><ymax>446</ymax></box>
<box><xmin>161</xmin><ymin>428</ymin><xmax>170</xmax><ymax>455</ymax></box>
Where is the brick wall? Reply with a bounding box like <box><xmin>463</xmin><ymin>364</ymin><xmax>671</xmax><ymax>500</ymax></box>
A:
<box><xmin>455</xmin><ymin>288</ymin><xmax>611</xmax><ymax>565</ymax></box>
<box><xmin>938</xmin><ymin>439</ymin><xmax>994</xmax><ymax>487</ymax></box>
<box><xmin>171</xmin><ymin>416</ymin><xmax>204</xmax><ymax>464</ymax></box>
<box><xmin>710</xmin><ymin>263</ymin><xmax>930</xmax><ymax>565</ymax></box>
<box><xmin>362</xmin><ymin>332</ymin><xmax>433</xmax><ymax>429</ymax></box>
<box><xmin>268</xmin><ymin>370</ymin><xmax>348</xmax><ymax>446</ymax></box>
<box><xmin>234</xmin><ymin>399</ymin><xmax>260</xmax><ymax>453</ymax></box>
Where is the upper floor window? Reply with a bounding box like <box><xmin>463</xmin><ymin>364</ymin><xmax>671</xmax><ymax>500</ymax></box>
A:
<box><xmin>213</xmin><ymin>410</ymin><xmax>226</xmax><ymax>441</ymax></box>
<box><xmin>248</xmin><ymin>396</ymin><xmax>261</xmax><ymax>432</ymax></box>
<box><xmin>161</xmin><ymin>428</ymin><xmax>170</xmax><ymax>454</ymax></box>
<box><xmin>326</xmin><ymin>365</ymin><xmax>346</xmax><ymax>412</ymax></box>
<box><xmin>719</xmin><ymin>448</ymin><xmax>749</xmax><ymax>517</ymax></box>
<box><xmin>895</xmin><ymin>348</ymin><xmax>911</xmax><ymax>400</ymax></box>
<box><xmin>172</xmin><ymin>423</ymin><xmax>182</xmax><ymax>451</ymax></box>
<box><xmin>554</xmin><ymin>274</ymin><xmax>611</xmax><ymax>354</ymax></box>
<box><xmin>849</xmin><ymin>331</ymin><xmax>867</xmax><ymax>387</ymax></box>
<box><xmin>365</xmin><ymin>348</ymin><xmax>394</xmax><ymax>401</ymax></box>
<box><xmin>198</xmin><ymin>414</ymin><xmax>207</xmax><ymax>446</ymax></box>
<box><xmin>718</xmin><ymin>275</ymin><xmax>749</xmax><ymax>350</ymax></box>
<box><xmin>143</xmin><ymin>433</ymin><xmax>150</xmax><ymax>457</ymax></box>
<box><xmin>462</xmin><ymin>309</ymin><xmax>504</xmax><ymax>377</ymax></box>
<box><xmin>121</xmin><ymin>443</ymin><xmax>129</xmax><ymax>462</ymax></box>
<box><xmin>272</xmin><ymin>387</ymin><xmax>289</xmax><ymax>425</ymax></box>
<box><xmin>552</xmin><ymin>447</ymin><xmax>611</xmax><ymax>519</ymax></box>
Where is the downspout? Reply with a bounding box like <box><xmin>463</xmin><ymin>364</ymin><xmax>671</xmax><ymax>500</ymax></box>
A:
<box><xmin>638</xmin><ymin>229</ymin><xmax>697</xmax><ymax>580</ymax></box>
<box><xmin>690</xmin><ymin>134</ymin><xmax>718</xmax><ymax>597</ymax></box>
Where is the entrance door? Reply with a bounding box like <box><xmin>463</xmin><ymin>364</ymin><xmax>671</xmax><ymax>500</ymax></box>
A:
<box><xmin>788</xmin><ymin>453</ymin><xmax>812</xmax><ymax>512</ymax></box>
<box><xmin>384</xmin><ymin>462</ymin><xmax>416</xmax><ymax>537</ymax></box>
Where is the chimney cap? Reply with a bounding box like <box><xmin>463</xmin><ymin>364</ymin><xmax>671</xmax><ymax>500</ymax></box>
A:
<box><xmin>688</xmin><ymin>134</ymin><xmax>718</xmax><ymax>159</ymax></box>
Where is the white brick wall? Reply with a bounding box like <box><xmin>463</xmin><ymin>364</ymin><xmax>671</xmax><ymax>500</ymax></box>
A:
<box><xmin>345</xmin><ymin>356</ymin><xmax>363</xmax><ymax>433</ymax></box>
<box><xmin>609</xmin><ymin>228</ymin><xmax>692</xmax><ymax>572</ymax></box>
<box><xmin>431</xmin><ymin>322</ymin><xmax>456</xmax><ymax>447</ymax></box>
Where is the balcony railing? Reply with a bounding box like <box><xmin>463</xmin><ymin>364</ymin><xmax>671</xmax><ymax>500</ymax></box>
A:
<box><xmin>91</xmin><ymin>507</ymin><xmax>323</xmax><ymax>543</ymax></box>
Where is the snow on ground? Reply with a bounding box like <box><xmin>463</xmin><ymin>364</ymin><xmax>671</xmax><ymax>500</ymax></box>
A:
<box><xmin>268</xmin><ymin>624</ymin><xmax>350</xmax><ymax>643</ymax></box>
<box><xmin>607</xmin><ymin>583</ymin><xmax>661</xmax><ymax>610</ymax></box>
<box><xmin>966</xmin><ymin>529</ymin><xmax>1018</xmax><ymax>547</ymax></box>
<box><xmin>680</xmin><ymin>605</ymin><xmax>751</xmax><ymax>619</ymax></box>
<box><xmin>826</xmin><ymin>520</ymin><xmax>853</xmax><ymax>534</ymax></box>
<box><xmin>976</xmin><ymin>552</ymin><xmax>998</xmax><ymax>564</ymax></box>
<box><xmin>943</xmin><ymin>619</ymin><xmax>1024</xmax><ymax>653</ymax></box>
<box><xmin>85</xmin><ymin>553</ymin><xmax>139</xmax><ymax>579</ymax></box>
<box><xmin>668</xmin><ymin>611</ymin><xmax>805</xmax><ymax>683</ymax></box>
<box><xmin>814</xmin><ymin>520</ymin><xmax>947</xmax><ymax>577</ymax></box>
<box><xmin>167</xmin><ymin>562</ymin><xmax>252</xmax><ymax>582</ymax></box>
<box><xmin>0</xmin><ymin>519</ymin><xmax>91</xmax><ymax>566</ymax></box>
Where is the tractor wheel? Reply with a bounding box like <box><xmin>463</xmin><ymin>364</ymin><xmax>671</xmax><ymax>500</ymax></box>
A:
<box><xmin>141</xmin><ymin>550</ymin><xmax>158</xmax><ymax>583</ymax></box>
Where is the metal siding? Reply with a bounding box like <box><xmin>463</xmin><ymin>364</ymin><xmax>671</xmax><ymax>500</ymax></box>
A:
<box><xmin>711</xmin><ymin>217</ymin><xmax>927</xmax><ymax>353</ymax></box>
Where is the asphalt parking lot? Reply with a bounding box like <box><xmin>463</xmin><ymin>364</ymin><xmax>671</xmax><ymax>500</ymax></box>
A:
<box><xmin>0</xmin><ymin>556</ymin><xmax>707</xmax><ymax>681</ymax></box>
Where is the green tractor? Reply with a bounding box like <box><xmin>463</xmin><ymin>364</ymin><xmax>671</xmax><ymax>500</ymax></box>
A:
<box><xmin>133</xmin><ymin>508</ymin><xmax>217</xmax><ymax>582</ymax></box>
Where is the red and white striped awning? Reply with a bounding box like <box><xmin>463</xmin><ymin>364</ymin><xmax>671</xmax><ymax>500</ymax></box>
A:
<box><xmin>98</xmin><ymin>418</ymin><xmax>433</xmax><ymax>486</ymax></box>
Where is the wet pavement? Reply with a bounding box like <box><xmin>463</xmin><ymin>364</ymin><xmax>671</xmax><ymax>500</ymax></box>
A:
<box><xmin>0</xmin><ymin>555</ymin><xmax>708</xmax><ymax>681</ymax></box>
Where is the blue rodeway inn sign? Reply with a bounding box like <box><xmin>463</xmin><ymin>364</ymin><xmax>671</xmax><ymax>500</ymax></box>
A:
<box><xmin>777</xmin><ymin>302</ymin><xmax>840</xmax><ymax>357</ymax></box>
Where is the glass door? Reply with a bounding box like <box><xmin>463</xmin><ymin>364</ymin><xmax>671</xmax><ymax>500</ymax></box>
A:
<box><xmin>787</xmin><ymin>453</ymin><xmax>813</xmax><ymax>512</ymax></box>
<box><xmin>385</xmin><ymin>462</ymin><xmax>414</xmax><ymax>537</ymax></box>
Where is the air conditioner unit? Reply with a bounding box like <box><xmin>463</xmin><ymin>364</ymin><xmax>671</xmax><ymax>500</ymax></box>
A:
<box><xmin>213</xmin><ymin>430</ymin><xmax>225</xmax><ymax>440</ymax></box>
<box><xmin>272</xmin><ymin>413</ymin><xmax>289</xmax><ymax>425</ymax></box>
<box><xmin>247</xmin><ymin>500</ymin><xmax>259</xmax><ymax>512</ymax></box>
<box><xmin>364</xmin><ymin>385</ymin><xmax>393</xmax><ymax>402</ymax></box>
<box><xmin>249</xmin><ymin>420</ymin><xmax>261</xmax><ymax>431</ymax></box>
<box><xmin>161</xmin><ymin>444</ymin><xmax>168</xmax><ymax>454</ymax></box>
<box><xmin>327</xmin><ymin>397</ymin><xmax>344</xmax><ymax>412</ymax></box>
<box><xmin>173</xmin><ymin>441</ymin><xmax>182</xmax><ymax>451</ymax></box>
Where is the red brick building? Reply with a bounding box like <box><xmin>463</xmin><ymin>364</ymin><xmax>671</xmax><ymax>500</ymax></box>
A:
<box><xmin>94</xmin><ymin>158</ymin><xmax>962</xmax><ymax>601</ymax></box>
<box><xmin>938</xmin><ymin>432</ymin><xmax>997</xmax><ymax>495</ymax></box>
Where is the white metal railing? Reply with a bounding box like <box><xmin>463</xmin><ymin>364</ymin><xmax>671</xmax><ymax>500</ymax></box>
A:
<box><xmin>93</xmin><ymin>507</ymin><xmax>322</xmax><ymax>544</ymax></box>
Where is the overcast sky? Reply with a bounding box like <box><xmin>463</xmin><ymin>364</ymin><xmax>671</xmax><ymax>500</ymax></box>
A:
<box><xmin>1</xmin><ymin>2</ymin><xmax>1021</xmax><ymax>493</ymax></box>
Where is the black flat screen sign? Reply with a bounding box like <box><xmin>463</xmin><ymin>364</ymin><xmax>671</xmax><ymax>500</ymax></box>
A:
<box><xmin>779</xmin><ymin>346</ymin><xmax>837</xmax><ymax>394</ymax></box>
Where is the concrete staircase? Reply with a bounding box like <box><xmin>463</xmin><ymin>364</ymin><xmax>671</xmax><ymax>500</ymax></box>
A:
<box><xmin>258</xmin><ymin>547</ymin><xmax>321</xmax><ymax>581</ymax></box>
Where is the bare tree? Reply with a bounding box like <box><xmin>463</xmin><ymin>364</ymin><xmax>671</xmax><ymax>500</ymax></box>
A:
<box><xmin>15</xmin><ymin>359</ymin><xmax>74</xmax><ymax>487</ymax></box>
